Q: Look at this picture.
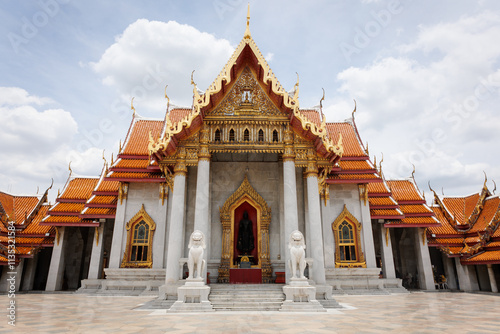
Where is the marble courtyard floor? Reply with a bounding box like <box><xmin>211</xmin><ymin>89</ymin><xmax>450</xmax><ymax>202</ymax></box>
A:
<box><xmin>1</xmin><ymin>291</ymin><xmax>500</xmax><ymax>333</ymax></box>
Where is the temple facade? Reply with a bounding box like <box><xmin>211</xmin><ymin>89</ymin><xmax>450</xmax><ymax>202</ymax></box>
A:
<box><xmin>1</xmin><ymin>14</ymin><xmax>500</xmax><ymax>299</ymax></box>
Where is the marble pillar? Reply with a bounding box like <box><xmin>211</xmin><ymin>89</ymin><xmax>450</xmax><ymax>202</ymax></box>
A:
<box><xmin>306</xmin><ymin>174</ymin><xmax>326</xmax><ymax>284</ymax></box>
<box><xmin>320</xmin><ymin>193</ymin><xmax>335</xmax><ymax>269</ymax></box>
<box><xmin>487</xmin><ymin>264</ymin><xmax>498</xmax><ymax>293</ymax></box>
<box><xmin>359</xmin><ymin>191</ymin><xmax>377</xmax><ymax>268</ymax></box>
<box><xmin>153</xmin><ymin>186</ymin><xmax>168</xmax><ymax>269</ymax></box>
<box><xmin>21</xmin><ymin>254</ymin><xmax>38</xmax><ymax>291</ymax></box>
<box><xmin>0</xmin><ymin>259</ymin><xmax>24</xmax><ymax>293</ymax></box>
<box><xmin>414</xmin><ymin>227</ymin><xmax>435</xmax><ymax>290</ymax></box>
<box><xmin>283</xmin><ymin>160</ymin><xmax>299</xmax><ymax>282</ymax></box>
<box><xmin>46</xmin><ymin>227</ymin><xmax>67</xmax><ymax>291</ymax></box>
<box><xmin>442</xmin><ymin>253</ymin><xmax>457</xmax><ymax>290</ymax></box>
<box><xmin>379</xmin><ymin>225</ymin><xmax>396</xmax><ymax>279</ymax></box>
<box><xmin>193</xmin><ymin>159</ymin><xmax>210</xmax><ymax>282</ymax></box>
<box><xmin>109</xmin><ymin>188</ymin><xmax>128</xmax><ymax>269</ymax></box>
<box><xmin>455</xmin><ymin>257</ymin><xmax>473</xmax><ymax>291</ymax></box>
<box><xmin>87</xmin><ymin>225</ymin><xmax>105</xmax><ymax>279</ymax></box>
<box><xmin>165</xmin><ymin>156</ymin><xmax>188</xmax><ymax>286</ymax></box>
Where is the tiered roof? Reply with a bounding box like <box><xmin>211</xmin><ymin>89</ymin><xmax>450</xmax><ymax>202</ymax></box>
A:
<box><xmin>427</xmin><ymin>181</ymin><xmax>500</xmax><ymax>265</ymax></box>
<box><xmin>42</xmin><ymin>175</ymin><xmax>99</xmax><ymax>227</ymax></box>
<box><xmin>0</xmin><ymin>188</ymin><xmax>55</xmax><ymax>264</ymax></box>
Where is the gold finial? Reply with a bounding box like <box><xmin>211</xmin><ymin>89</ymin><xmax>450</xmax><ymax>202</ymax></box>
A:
<box><xmin>165</xmin><ymin>85</ymin><xmax>170</xmax><ymax>112</ymax></box>
<box><xmin>102</xmin><ymin>149</ymin><xmax>106</xmax><ymax>164</ymax></box>
<box><xmin>493</xmin><ymin>180</ymin><xmax>497</xmax><ymax>195</ymax></box>
<box><xmin>373</xmin><ymin>155</ymin><xmax>377</xmax><ymax>168</ymax></box>
<box><xmin>57</xmin><ymin>188</ymin><xmax>60</xmax><ymax>198</ymax></box>
<box><xmin>119</xmin><ymin>139</ymin><xmax>122</xmax><ymax>153</ymax></box>
<box><xmin>68</xmin><ymin>161</ymin><xmax>72</xmax><ymax>176</ymax></box>
<box><xmin>191</xmin><ymin>70</ymin><xmax>196</xmax><ymax>86</ymax></box>
<box><xmin>379</xmin><ymin>153</ymin><xmax>384</xmax><ymax>174</ymax></box>
<box><xmin>442</xmin><ymin>187</ymin><xmax>445</xmax><ymax>196</ymax></box>
<box><xmin>131</xmin><ymin>97</ymin><xmax>136</xmax><ymax>117</ymax></box>
<box><xmin>293</xmin><ymin>72</ymin><xmax>299</xmax><ymax>100</ymax></box>
<box><xmin>365</xmin><ymin>142</ymin><xmax>369</xmax><ymax>156</ymax></box>
<box><xmin>244</xmin><ymin>3</ymin><xmax>251</xmax><ymax>38</ymax></box>
<box><xmin>36</xmin><ymin>186</ymin><xmax>39</xmax><ymax>194</ymax></box>
<box><xmin>319</xmin><ymin>88</ymin><xmax>325</xmax><ymax>109</ymax></box>
<box><xmin>352</xmin><ymin>99</ymin><xmax>357</xmax><ymax>119</ymax></box>
<box><xmin>111</xmin><ymin>152</ymin><xmax>114</xmax><ymax>166</ymax></box>
<box><xmin>411</xmin><ymin>164</ymin><xmax>416</xmax><ymax>180</ymax></box>
<box><xmin>48</xmin><ymin>178</ymin><xmax>54</xmax><ymax>190</ymax></box>
<box><xmin>483</xmin><ymin>170</ymin><xmax>488</xmax><ymax>187</ymax></box>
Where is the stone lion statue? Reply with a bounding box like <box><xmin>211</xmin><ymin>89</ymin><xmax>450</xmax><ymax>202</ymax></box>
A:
<box><xmin>188</xmin><ymin>230</ymin><xmax>206</xmax><ymax>279</ymax></box>
<box><xmin>288</xmin><ymin>230</ymin><xmax>306</xmax><ymax>279</ymax></box>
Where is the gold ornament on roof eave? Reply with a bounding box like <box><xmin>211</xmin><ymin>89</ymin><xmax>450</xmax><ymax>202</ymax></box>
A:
<box><xmin>148</xmin><ymin>19</ymin><xmax>344</xmax><ymax>159</ymax></box>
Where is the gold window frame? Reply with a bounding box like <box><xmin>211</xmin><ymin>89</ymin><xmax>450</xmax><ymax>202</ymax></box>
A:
<box><xmin>121</xmin><ymin>204</ymin><xmax>156</xmax><ymax>268</ymax></box>
<box><xmin>332</xmin><ymin>205</ymin><xmax>366</xmax><ymax>268</ymax></box>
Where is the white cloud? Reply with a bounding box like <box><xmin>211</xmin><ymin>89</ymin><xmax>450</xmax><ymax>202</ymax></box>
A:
<box><xmin>332</xmin><ymin>12</ymin><xmax>500</xmax><ymax>195</ymax></box>
<box><xmin>90</xmin><ymin>19</ymin><xmax>235</xmax><ymax>112</ymax></box>
<box><xmin>0</xmin><ymin>87</ymin><xmax>102</xmax><ymax>197</ymax></box>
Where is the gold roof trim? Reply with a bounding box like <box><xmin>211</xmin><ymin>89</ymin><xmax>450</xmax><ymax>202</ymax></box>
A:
<box><xmin>149</xmin><ymin>16</ymin><xmax>344</xmax><ymax>159</ymax></box>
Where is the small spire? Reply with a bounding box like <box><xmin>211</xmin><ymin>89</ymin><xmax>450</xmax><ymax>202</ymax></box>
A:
<box><xmin>244</xmin><ymin>3</ymin><xmax>251</xmax><ymax>39</ymax></box>
<box><xmin>131</xmin><ymin>97</ymin><xmax>136</xmax><ymax>117</ymax></box>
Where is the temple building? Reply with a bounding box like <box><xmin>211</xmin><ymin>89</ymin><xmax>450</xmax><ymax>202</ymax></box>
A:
<box><xmin>1</xmin><ymin>11</ymin><xmax>499</xmax><ymax>305</ymax></box>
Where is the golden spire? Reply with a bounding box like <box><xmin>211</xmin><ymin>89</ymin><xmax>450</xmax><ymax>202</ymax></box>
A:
<box><xmin>131</xmin><ymin>97</ymin><xmax>136</xmax><ymax>117</ymax></box>
<box><xmin>165</xmin><ymin>84</ymin><xmax>170</xmax><ymax>113</ymax></box>
<box><xmin>244</xmin><ymin>3</ymin><xmax>251</xmax><ymax>39</ymax></box>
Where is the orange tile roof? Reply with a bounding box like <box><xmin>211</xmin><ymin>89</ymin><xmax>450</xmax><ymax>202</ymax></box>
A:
<box><xmin>442</xmin><ymin>194</ymin><xmax>480</xmax><ymax>225</ymax></box>
<box><xmin>338</xmin><ymin>160</ymin><xmax>375</xmax><ymax>171</ymax></box>
<box><xmin>42</xmin><ymin>215</ymin><xmax>82</xmax><ymax>224</ymax></box>
<box><xmin>469</xmin><ymin>197</ymin><xmax>500</xmax><ymax>233</ymax></box>
<box><xmin>21</xmin><ymin>205</ymin><xmax>53</xmax><ymax>235</ymax></box>
<box><xmin>428</xmin><ymin>207</ymin><xmax>460</xmax><ymax>235</ymax></box>
<box><xmin>107</xmin><ymin>172</ymin><xmax>164</xmax><ymax>179</ymax></box>
<box><xmin>49</xmin><ymin>203</ymin><xmax>85</xmax><ymax>213</ymax></box>
<box><xmin>369</xmin><ymin>197</ymin><xmax>397</xmax><ymax>206</ymax></box>
<box><xmin>462</xmin><ymin>250</ymin><xmax>500</xmax><ymax>263</ymax></box>
<box><xmin>368</xmin><ymin>181</ymin><xmax>391</xmax><ymax>194</ymax></box>
<box><xmin>386</xmin><ymin>180</ymin><xmax>424</xmax><ymax>202</ymax></box>
<box><xmin>371</xmin><ymin>209</ymin><xmax>404</xmax><ymax>217</ymax></box>
<box><xmin>399</xmin><ymin>204</ymin><xmax>432</xmax><ymax>214</ymax></box>
<box><xmin>81</xmin><ymin>207</ymin><xmax>116</xmax><ymax>216</ymax></box>
<box><xmin>326</xmin><ymin>123</ymin><xmax>367</xmax><ymax>157</ymax></box>
<box><xmin>169</xmin><ymin>108</ymin><xmax>192</xmax><ymax>124</ymax></box>
<box><xmin>0</xmin><ymin>192</ymin><xmax>14</xmax><ymax>218</ymax></box>
<box><xmin>11</xmin><ymin>196</ymin><xmax>40</xmax><ymax>224</ymax></box>
<box><xmin>329</xmin><ymin>173</ymin><xmax>379</xmax><ymax>180</ymax></box>
<box><xmin>433</xmin><ymin>238</ymin><xmax>464</xmax><ymax>245</ymax></box>
<box><xmin>299</xmin><ymin>109</ymin><xmax>321</xmax><ymax>126</ymax></box>
<box><xmin>95</xmin><ymin>179</ymin><xmax>119</xmax><ymax>193</ymax></box>
<box><xmin>400</xmin><ymin>216</ymin><xmax>439</xmax><ymax>225</ymax></box>
<box><xmin>60</xmin><ymin>177</ymin><xmax>99</xmax><ymax>201</ymax></box>
<box><xmin>87</xmin><ymin>195</ymin><xmax>117</xmax><ymax>205</ymax></box>
<box><xmin>485</xmin><ymin>241</ymin><xmax>500</xmax><ymax>248</ymax></box>
<box><xmin>114</xmin><ymin>158</ymin><xmax>151</xmax><ymax>169</ymax></box>
<box><xmin>121</xmin><ymin>119</ymin><xmax>163</xmax><ymax>156</ymax></box>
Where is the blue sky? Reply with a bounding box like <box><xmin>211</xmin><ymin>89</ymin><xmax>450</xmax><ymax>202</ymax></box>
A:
<box><xmin>1</xmin><ymin>0</ymin><xmax>500</xmax><ymax>201</ymax></box>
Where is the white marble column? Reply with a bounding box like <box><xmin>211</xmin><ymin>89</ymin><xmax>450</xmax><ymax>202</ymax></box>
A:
<box><xmin>153</xmin><ymin>185</ymin><xmax>169</xmax><ymax>269</ymax></box>
<box><xmin>414</xmin><ymin>228</ymin><xmax>435</xmax><ymax>290</ymax></box>
<box><xmin>165</xmin><ymin>155</ymin><xmax>188</xmax><ymax>286</ymax></box>
<box><xmin>320</xmin><ymin>193</ymin><xmax>335</xmax><ymax>269</ymax></box>
<box><xmin>109</xmin><ymin>187</ymin><xmax>128</xmax><ymax>268</ymax></box>
<box><xmin>455</xmin><ymin>257</ymin><xmax>473</xmax><ymax>291</ymax></box>
<box><xmin>283</xmin><ymin>159</ymin><xmax>299</xmax><ymax>282</ymax></box>
<box><xmin>21</xmin><ymin>254</ymin><xmax>38</xmax><ymax>291</ymax></box>
<box><xmin>380</xmin><ymin>225</ymin><xmax>396</xmax><ymax>279</ymax></box>
<box><xmin>46</xmin><ymin>227</ymin><xmax>67</xmax><ymax>291</ymax></box>
<box><xmin>0</xmin><ymin>259</ymin><xmax>24</xmax><ymax>293</ymax></box>
<box><xmin>359</xmin><ymin>189</ymin><xmax>377</xmax><ymax>268</ymax></box>
<box><xmin>306</xmin><ymin>174</ymin><xmax>326</xmax><ymax>284</ymax></box>
<box><xmin>193</xmin><ymin>159</ymin><xmax>210</xmax><ymax>283</ymax></box>
<box><xmin>442</xmin><ymin>253</ymin><xmax>457</xmax><ymax>289</ymax></box>
<box><xmin>87</xmin><ymin>225</ymin><xmax>105</xmax><ymax>279</ymax></box>
<box><xmin>487</xmin><ymin>264</ymin><xmax>498</xmax><ymax>293</ymax></box>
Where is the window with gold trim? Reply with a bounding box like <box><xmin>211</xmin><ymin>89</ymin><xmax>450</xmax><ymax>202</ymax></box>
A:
<box><xmin>214</xmin><ymin>128</ymin><xmax>221</xmax><ymax>142</ymax></box>
<box><xmin>332</xmin><ymin>205</ymin><xmax>366</xmax><ymax>268</ymax></box>
<box><xmin>229</xmin><ymin>128</ymin><xmax>235</xmax><ymax>142</ymax></box>
<box><xmin>121</xmin><ymin>204</ymin><xmax>156</xmax><ymax>268</ymax></box>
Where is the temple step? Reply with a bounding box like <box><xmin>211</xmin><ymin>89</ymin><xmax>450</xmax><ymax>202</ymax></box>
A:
<box><xmin>209</xmin><ymin>284</ymin><xmax>285</xmax><ymax>311</ymax></box>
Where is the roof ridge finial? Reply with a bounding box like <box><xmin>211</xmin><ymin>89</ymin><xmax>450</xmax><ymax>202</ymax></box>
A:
<box><xmin>352</xmin><ymin>99</ymin><xmax>357</xmax><ymax>119</ymax></box>
<box><xmin>131</xmin><ymin>97</ymin><xmax>136</xmax><ymax>117</ymax></box>
<box><xmin>165</xmin><ymin>85</ymin><xmax>170</xmax><ymax>113</ymax></box>
<box><xmin>68</xmin><ymin>161</ymin><xmax>73</xmax><ymax>177</ymax></box>
<box><xmin>244</xmin><ymin>3</ymin><xmax>251</xmax><ymax>39</ymax></box>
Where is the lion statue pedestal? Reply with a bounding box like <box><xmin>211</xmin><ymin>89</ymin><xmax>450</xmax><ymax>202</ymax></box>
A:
<box><xmin>168</xmin><ymin>231</ymin><xmax>214</xmax><ymax>313</ymax></box>
<box><xmin>280</xmin><ymin>230</ymin><xmax>326</xmax><ymax>312</ymax></box>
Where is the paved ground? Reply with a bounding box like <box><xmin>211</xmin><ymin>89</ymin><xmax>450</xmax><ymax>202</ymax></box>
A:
<box><xmin>1</xmin><ymin>291</ymin><xmax>500</xmax><ymax>333</ymax></box>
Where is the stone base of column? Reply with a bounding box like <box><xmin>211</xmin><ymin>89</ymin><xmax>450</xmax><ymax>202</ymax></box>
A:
<box><xmin>167</xmin><ymin>279</ymin><xmax>214</xmax><ymax>312</ymax></box>
<box><xmin>280</xmin><ymin>278</ymin><xmax>326</xmax><ymax>312</ymax></box>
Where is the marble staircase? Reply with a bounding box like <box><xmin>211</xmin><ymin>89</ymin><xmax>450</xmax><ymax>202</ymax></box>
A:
<box><xmin>209</xmin><ymin>284</ymin><xmax>285</xmax><ymax>311</ymax></box>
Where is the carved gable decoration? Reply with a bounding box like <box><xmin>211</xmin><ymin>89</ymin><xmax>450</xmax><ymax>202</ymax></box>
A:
<box><xmin>209</xmin><ymin>67</ymin><xmax>283</xmax><ymax>116</ymax></box>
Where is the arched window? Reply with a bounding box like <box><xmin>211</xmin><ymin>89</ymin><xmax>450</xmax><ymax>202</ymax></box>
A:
<box><xmin>272</xmin><ymin>130</ymin><xmax>279</xmax><ymax>142</ymax></box>
<box><xmin>258</xmin><ymin>129</ymin><xmax>264</xmax><ymax>142</ymax></box>
<box><xmin>332</xmin><ymin>205</ymin><xmax>366</xmax><ymax>268</ymax></box>
<box><xmin>244</xmin><ymin>129</ymin><xmax>250</xmax><ymax>141</ymax></box>
<box><xmin>229</xmin><ymin>129</ymin><xmax>235</xmax><ymax>142</ymax></box>
<box><xmin>215</xmin><ymin>129</ymin><xmax>221</xmax><ymax>142</ymax></box>
<box><xmin>338</xmin><ymin>221</ymin><xmax>356</xmax><ymax>261</ymax></box>
<box><xmin>121</xmin><ymin>204</ymin><xmax>156</xmax><ymax>268</ymax></box>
